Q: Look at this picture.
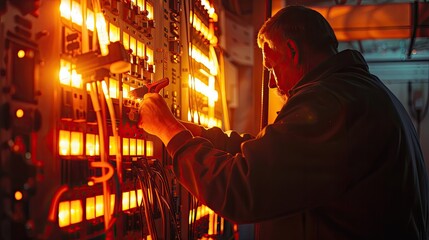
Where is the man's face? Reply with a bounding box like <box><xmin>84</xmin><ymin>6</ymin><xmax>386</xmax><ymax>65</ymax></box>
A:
<box><xmin>262</xmin><ymin>42</ymin><xmax>301</xmax><ymax>99</ymax></box>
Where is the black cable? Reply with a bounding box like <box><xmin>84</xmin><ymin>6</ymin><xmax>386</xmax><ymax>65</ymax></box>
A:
<box><xmin>151</xmin><ymin>165</ymin><xmax>181</xmax><ymax>239</ymax></box>
<box><xmin>408</xmin><ymin>78</ymin><xmax>429</xmax><ymax>138</ymax></box>
<box><xmin>171</xmin><ymin>177</ymin><xmax>182</xmax><ymax>239</ymax></box>
<box><xmin>133</xmin><ymin>165</ymin><xmax>148</xmax><ymax>237</ymax></box>
<box><xmin>133</xmin><ymin>163</ymin><xmax>158</xmax><ymax>240</ymax></box>
<box><xmin>407</xmin><ymin>1</ymin><xmax>418</xmax><ymax>59</ymax></box>
<box><xmin>133</xmin><ymin>170</ymin><xmax>145</xmax><ymax>238</ymax></box>
<box><xmin>133</xmin><ymin>158</ymin><xmax>183</xmax><ymax>239</ymax></box>
<box><xmin>149</xmin><ymin>161</ymin><xmax>168</xmax><ymax>239</ymax></box>
<box><xmin>111</xmin><ymin>170</ymin><xmax>122</xmax><ymax>237</ymax></box>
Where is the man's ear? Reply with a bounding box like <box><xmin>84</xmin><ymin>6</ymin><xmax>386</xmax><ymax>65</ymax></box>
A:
<box><xmin>286</xmin><ymin>39</ymin><xmax>299</xmax><ymax>64</ymax></box>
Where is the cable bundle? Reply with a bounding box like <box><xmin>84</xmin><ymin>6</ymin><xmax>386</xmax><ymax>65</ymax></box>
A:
<box><xmin>132</xmin><ymin>158</ymin><xmax>181</xmax><ymax>240</ymax></box>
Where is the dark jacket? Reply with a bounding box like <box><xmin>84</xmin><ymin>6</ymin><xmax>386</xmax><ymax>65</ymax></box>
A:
<box><xmin>167</xmin><ymin>50</ymin><xmax>429</xmax><ymax>239</ymax></box>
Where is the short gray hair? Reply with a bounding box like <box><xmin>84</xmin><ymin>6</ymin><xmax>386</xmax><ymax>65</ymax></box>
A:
<box><xmin>257</xmin><ymin>6</ymin><xmax>338</xmax><ymax>54</ymax></box>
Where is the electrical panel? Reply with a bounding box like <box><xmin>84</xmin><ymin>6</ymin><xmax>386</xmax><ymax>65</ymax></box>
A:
<box><xmin>0</xmin><ymin>0</ymin><xmax>230</xmax><ymax>239</ymax></box>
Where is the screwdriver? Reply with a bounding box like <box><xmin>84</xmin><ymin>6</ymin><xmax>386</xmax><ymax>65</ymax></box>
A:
<box><xmin>129</xmin><ymin>77</ymin><xmax>170</xmax><ymax>99</ymax></box>
<box><xmin>126</xmin><ymin>77</ymin><xmax>170</xmax><ymax>121</ymax></box>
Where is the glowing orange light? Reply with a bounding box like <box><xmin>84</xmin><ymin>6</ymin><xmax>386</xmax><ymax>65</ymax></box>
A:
<box><xmin>210</xmin><ymin>35</ymin><xmax>218</xmax><ymax>45</ymax></box>
<box><xmin>59</xmin><ymin>60</ymin><xmax>71</xmax><ymax>85</ymax></box>
<box><xmin>189</xmin><ymin>46</ymin><xmax>215</xmax><ymax>72</ymax></box>
<box><xmin>189</xmin><ymin>205</ymin><xmax>213</xmax><ymax>224</ymax></box>
<box><xmin>17</xmin><ymin>50</ymin><xmax>25</xmax><ymax>58</ymax></box>
<box><xmin>137</xmin><ymin>189</ymin><xmax>143</xmax><ymax>206</ymax></box>
<box><xmin>86</xmin><ymin>134</ymin><xmax>95</xmax><ymax>156</ymax></box>
<box><xmin>130</xmin><ymin>190</ymin><xmax>137</xmax><ymax>209</ymax></box>
<box><xmin>86</xmin><ymin>197</ymin><xmax>95</xmax><ymax>220</ymax></box>
<box><xmin>187</xmin><ymin>110</ymin><xmax>192</xmax><ymax>122</ymax></box>
<box><xmin>146</xmin><ymin>47</ymin><xmax>154</xmax><ymax>64</ymax></box>
<box><xmin>58</xmin><ymin>201</ymin><xmax>70</xmax><ymax>227</ymax></box>
<box><xmin>71</xmin><ymin>1</ymin><xmax>83</xmax><ymax>25</ymax></box>
<box><xmin>70</xmin><ymin>69</ymin><xmax>82</xmax><ymax>88</ymax></box>
<box><xmin>110</xmin><ymin>194</ymin><xmax>115</xmax><ymax>215</ymax></box>
<box><xmin>190</xmin><ymin>12</ymin><xmax>215</xmax><ymax>41</ymax></box>
<box><xmin>122</xmin><ymin>191</ymin><xmax>130</xmax><ymax>211</ymax></box>
<box><xmin>146</xmin><ymin>3</ymin><xmax>154</xmax><ymax>20</ymax></box>
<box><xmin>130</xmin><ymin>138</ymin><xmax>136</xmax><ymax>155</ymax></box>
<box><xmin>12</xmin><ymin>144</ymin><xmax>21</xmax><ymax>152</ymax></box>
<box><xmin>109</xmin><ymin>136</ymin><xmax>117</xmax><ymax>156</ymax></box>
<box><xmin>15</xmin><ymin>109</ymin><xmax>24</xmax><ymax>118</ymax></box>
<box><xmin>146</xmin><ymin>141</ymin><xmax>153</xmax><ymax>157</ymax></box>
<box><xmin>109</xmin><ymin>79</ymin><xmax>118</xmax><ymax>99</ymax></box>
<box><xmin>95</xmin><ymin>135</ymin><xmax>100</xmax><ymax>155</ymax></box>
<box><xmin>122</xmin><ymin>138</ymin><xmax>129</xmax><ymax>156</ymax></box>
<box><xmin>59</xmin><ymin>0</ymin><xmax>71</xmax><ymax>19</ymax></box>
<box><xmin>193</xmin><ymin>111</ymin><xmax>199</xmax><ymax>124</ymax></box>
<box><xmin>137</xmin><ymin>41</ymin><xmax>144</xmax><ymax>58</ymax></box>
<box><xmin>109</xmin><ymin>23</ymin><xmax>120</xmax><ymax>42</ymax></box>
<box><xmin>15</xmin><ymin>191</ymin><xmax>23</xmax><ymax>201</ymax></box>
<box><xmin>59</xmin><ymin>130</ymin><xmax>70</xmax><ymax>156</ymax></box>
<box><xmin>137</xmin><ymin>0</ymin><xmax>144</xmax><ymax>10</ymax></box>
<box><xmin>70</xmin><ymin>131</ymin><xmax>83</xmax><ymax>155</ymax></box>
<box><xmin>58</xmin><ymin>199</ymin><xmax>83</xmax><ymax>227</ymax></box>
<box><xmin>210</xmin><ymin>11</ymin><xmax>218</xmax><ymax>22</ymax></box>
<box><xmin>137</xmin><ymin>139</ymin><xmax>144</xmax><ymax>155</ymax></box>
<box><xmin>123</xmin><ymin>84</ymin><xmax>130</xmax><ymax>98</ymax></box>
<box><xmin>130</xmin><ymin>36</ymin><xmax>136</xmax><ymax>56</ymax></box>
<box><xmin>86</xmin><ymin>9</ymin><xmax>95</xmax><ymax>31</ymax></box>
<box><xmin>123</xmin><ymin>32</ymin><xmax>130</xmax><ymax>50</ymax></box>
<box><xmin>188</xmin><ymin>75</ymin><xmax>218</xmax><ymax>102</ymax></box>
<box><xmin>26</xmin><ymin>50</ymin><xmax>34</xmax><ymax>58</ymax></box>
<box><xmin>70</xmin><ymin>200</ymin><xmax>83</xmax><ymax>224</ymax></box>
<box><xmin>208</xmin><ymin>210</ymin><xmax>216</xmax><ymax>235</ymax></box>
<box><xmin>95</xmin><ymin>12</ymin><xmax>110</xmax><ymax>56</ymax></box>
<box><xmin>95</xmin><ymin>195</ymin><xmax>104</xmax><ymax>217</ymax></box>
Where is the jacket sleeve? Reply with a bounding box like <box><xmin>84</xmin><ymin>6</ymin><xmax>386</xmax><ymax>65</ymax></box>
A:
<box><xmin>200</xmin><ymin>127</ymin><xmax>254</xmax><ymax>154</ymax></box>
<box><xmin>166</xmin><ymin>89</ymin><xmax>358</xmax><ymax>224</ymax></box>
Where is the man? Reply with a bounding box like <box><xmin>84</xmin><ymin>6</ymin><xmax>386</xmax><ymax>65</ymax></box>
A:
<box><xmin>139</xmin><ymin>5</ymin><xmax>429</xmax><ymax>239</ymax></box>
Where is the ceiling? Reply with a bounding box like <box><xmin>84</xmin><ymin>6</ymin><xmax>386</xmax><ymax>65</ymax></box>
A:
<box><xmin>220</xmin><ymin>0</ymin><xmax>429</xmax><ymax>61</ymax></box>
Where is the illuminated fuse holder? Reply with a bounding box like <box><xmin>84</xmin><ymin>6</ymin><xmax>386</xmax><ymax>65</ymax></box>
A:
<box><xmin>126</xmin><ymin>77</ymin><xmax>169</xmax><ymax>121</ymax></box>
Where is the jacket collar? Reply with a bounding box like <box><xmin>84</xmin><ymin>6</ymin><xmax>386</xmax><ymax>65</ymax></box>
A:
<box><xmin>287</xmin><ymin>49</ymin><xmax>369</xmax><ymax>97</ymax></box>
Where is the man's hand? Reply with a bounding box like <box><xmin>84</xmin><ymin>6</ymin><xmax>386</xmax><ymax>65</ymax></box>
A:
<box><xmin>138</xmin><ymin>93</ymin><xmax>186</xmax><ymax>145</ymax></box>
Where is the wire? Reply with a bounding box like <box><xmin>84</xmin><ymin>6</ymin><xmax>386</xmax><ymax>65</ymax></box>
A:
<box><xmin>101</xmin><ymin>80</ymin><xmax>123</xmax><ymax>183</ymax></box>
<box><xmin>90</xmin><ymin>161</ymin><xmax>114</xmax><ymax>183</ymax></box>
<box><xmin>132</xmin><ymin>175</ymin><xmax>144</xmax><ymax>238</ymax></box>
<box><xmin>92</xmin><ymin>0</ymin><xmax>110</xmax><ymax>56</ymax></box>
<box><xmin>132</xmin><ymin>158</ymin><xmax>182</xmax><ymax>240</ymax></box>
<box><xmin>88</xmin><ymin>81</ymin><xmax>112</xmax><ymax>232</ymax></box>
<box><xmin>184</xmin><ymin>0</ymin><xmax>204</xmax><ymax>125</ymax></box>
<box><xmin>151</xmin><ymin>161</ymin><xmax>181</xmax><ymax>236</ymax></box>
<box><xmin>134</xmin><ymin>163</ymin><xmax>158</xmax><ymax>240</ymax></box>
<box><xmin>212</xmin><ymin>46</ymin><xmax>231</xmax><ymax>130</ymax></box>
<box><xmin>188</xmin><ymin>193</ymin><xmax>199</xmax><ymax>240</ymax></box>
<box><xmin>47</xmin><ymin>185</ymin><xmax>69</xmax><ymax>222</ymax></box>
<box><xmin>407</xmin><ymin>2</ymin><xmax>418</xmax><ymax>59</ymax></box>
